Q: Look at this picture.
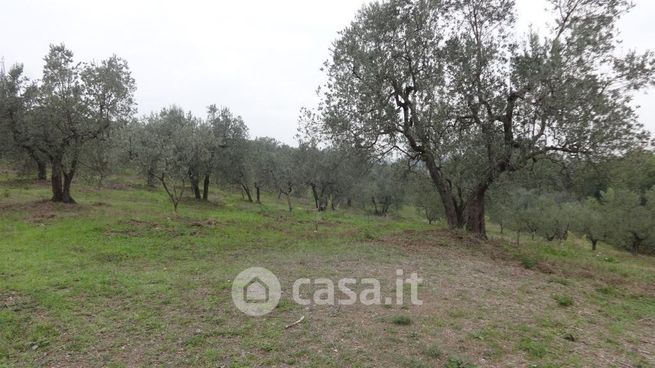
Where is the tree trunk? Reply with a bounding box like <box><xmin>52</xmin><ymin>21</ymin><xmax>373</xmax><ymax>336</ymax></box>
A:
<box><xmin>241</xmin><ymin>184</ymin><xmax>253</xmax><ymax>202</ymax></box>
<box><xmin>592</xmin><ymin>239</ymin><xmax>598</xmax><ymax>251</ymax></box>
<box><xmin>62</xmin><ymin>171</ymin><xmax>76</xmax><ymax>204</ymax></box>
<box><xmin>147</xmin><ymin>170</ymin><xmax>157</xmax><ymax>188</ymax></box>
<box><xmin>310</xmin><ymin>184</ymin><xmax>319</xmax><ymax>209</ymax></box>
<box><xmin>372</xmin><ymin>196</ymin><xmax>380</xmax><ymax>216</ymax></box>
<box><xmin>285</xmin><ymin>193</ymin><xmax>292</xmax><ymax>212</ymax></box>
<box><xmin>51</xmin><ymin>155</ymin><xmax>76</xmax><ymax>204</ymax></box>
<box><xmin>51</xmin><ymin>157</ymin><xmax>64</xmax><ymax>202</ymax></box>
<box><xmin>202</xmin><ymin>174</ymin><xmax>210</xmax><ymax>201</ymax></box>
<box><xmin>36</xmin><ymin>160</ymin><xmax>47</xmax><ymax>181</ymax></box>
<box><xmin>26</xmin><ymin>149</ymin><xmax>47</xmax><ymax>181</ymax></box>
<box><xmin>424</xmin><ymin>159</ymin><xmax>461</xmax><ymax>229</ymax></box>
<box><xmin>631</xmin><ymin>237</ymin><xmax>641</xmax><ymax>256</ymax></box>
<box><xmin>255</xmin><ymin>184</ymin><xmax>261</xmax><ymax>204</ymax></box>
<box><xmin>465</xmin><ymin>190</ymin><xmax>486</xmax><ymax>238</ymax></box>
<box><xmin>190</xmin><ymin>177</ymin><xmax>201</xmax><ymax>200</ymax></box>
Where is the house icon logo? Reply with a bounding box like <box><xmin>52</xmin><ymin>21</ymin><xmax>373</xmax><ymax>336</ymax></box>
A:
<box><xmin>232</xmin><ymin>267</ymin><xmax>281</xmax><ymax>316</ymax></box>
<box><xmin>245</xmin><ymin>277</ymin><xmax>269</xmax><ymax>303</ymax></box>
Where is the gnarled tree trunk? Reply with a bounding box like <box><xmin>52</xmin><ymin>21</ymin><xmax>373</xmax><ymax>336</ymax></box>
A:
<box><xmin>190</xmin><ymin>177</ymin><xmax>201</xmax><ymax>200</ymax></box>
<box><xmin>51</xmin><ymin>157</ymin><xmax>64</xmax><ymax>202</ymax></box>
<box><xmin>51</xmin><ymin>155</ymin><xmax>76</xmax><ymax>204</ymax></box>
<box><xmin>241</xmin><ymin>183</ymin><xmax>253</xmax><ymax>202</ymax></box>
<box><xmin>62</xmin><ymin>171</ymin><xmax>76</xmax><ymax>204</ymax></box>
<box><xmin>465</xmin><ymin>189</ymin><xmax>486</xmax><ymax>237</ymax></box>
<box><xmin>202</xmin><ymin>174</ymin><xmax>210</xmax><ymax>201</ymax></box>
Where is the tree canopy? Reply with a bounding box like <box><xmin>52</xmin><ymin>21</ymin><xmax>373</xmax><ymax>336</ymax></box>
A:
<box><xmin>306</xmin><ymin>0</ymin><xmax>654</xmax><ymax>236</ymax></box>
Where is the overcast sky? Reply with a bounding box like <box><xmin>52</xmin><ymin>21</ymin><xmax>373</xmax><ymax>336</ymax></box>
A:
<box><xmin>1</xmin><ymin>0</ymin><xmax>654</xmax><ymax>144</ymax></box>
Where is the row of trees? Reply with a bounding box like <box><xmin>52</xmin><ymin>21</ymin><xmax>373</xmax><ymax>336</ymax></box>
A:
<box><xmin>488</xmin><ymin>188</ymin><xmax>655</xmax><ymax>255</ymax></box>
<box><xmin>2</xmin><ymin>35</ymin><xmax>654</xmax><ymax>255</ymax></box>
<box><xmin>486</xmin><ymin>150</ymin><xmax>655</xmax><ymax>255</ymax></box>
<box><xmin>0</xmin><ymin>49</ymin><xmax>411</xmax><ymax>214</ymax></box>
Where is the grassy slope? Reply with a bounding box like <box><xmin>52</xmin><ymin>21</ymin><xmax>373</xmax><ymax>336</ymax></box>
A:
<box><xmin>0</xmin><ymin>179</ymin><xmax>654</xmax><ymax>368</ymax></box>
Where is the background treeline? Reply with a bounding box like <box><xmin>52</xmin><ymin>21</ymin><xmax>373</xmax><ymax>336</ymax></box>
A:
<box><xmin>0</xmin><ymin>45</ymin><xmax>411</xmax><ymax>215</ymax></box>
<box><xmin>487</xmin><ymin>152</ymin><xmax>655</xmax><ymax>255</ymax></box>
<box><xmin>1</xmin><ymin>45</ymin><xmax>655</xmax><ymax>256</ymax></box>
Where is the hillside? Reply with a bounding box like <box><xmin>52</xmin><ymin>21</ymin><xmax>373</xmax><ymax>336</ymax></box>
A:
<box><xmin>1</xmin><ymin>179</ymin><xmax>654</xmax><ymax>368</ymax></box>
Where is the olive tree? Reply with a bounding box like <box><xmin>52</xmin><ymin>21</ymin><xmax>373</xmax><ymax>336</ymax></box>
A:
<box><xmin>295</xmin><ymin>142</ymin><xmax>368</xmax><ymax>211</ymax></box>
<box><xmin>310</xmin><ymin>0</ymin><xmax>653</xmax><ymax>236</ymax></box>
<box><xmin>4</xmin><ymin>45</ymin><xmax>136</xmax><ymax>203</ymax></box>
<box><xmin>215</xmin><ymin>138</ymin><xmax>256</xmax><ymax>202</ymax></box>
<box><xmin>365</xmin><ymin>162</ymin><xmax>407</xmax><ymax>216</ymax></box>
<box><xmin>0</xmin><ymin>63</ymin><xmax>48</xmax><ymax>180</ymax></box>
<box><xmin>135</xmin><ymin>107</ymin><xmax>195</xmax><ymax>212</ymax></box>
<box><xmin>536</xmin><ymin>194</ymin><xmax>574</xmax><ymax>242</ymax></box>
<box><xmin>250</xmin><ymin>138</ymin><xmax>300</xmax><ymax>211</ymax></box>
<box><xmin>192</xmin><ymin>105</ymin><xmax>249</xmax><ymax>201</ymax></box>
<box><xmin>570</xmin><ymin>198</ymin><xmax>611</xmax><ymax>251</ymax></box>
<box><xmin>602</xmin><ymin>188</ymin><xmax>655</xmax><ymax>256</ymax></box>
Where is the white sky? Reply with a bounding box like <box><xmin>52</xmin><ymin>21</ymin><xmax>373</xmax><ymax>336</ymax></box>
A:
<box><xmin>1</xmin><ymin>0</ymin><xmax>654</xmax><ymax>144</ymax></box>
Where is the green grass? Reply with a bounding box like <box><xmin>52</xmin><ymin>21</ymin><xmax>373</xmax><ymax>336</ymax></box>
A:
<box><xmin>552</xmin><ymin>294</ymin><xmax>574</xmax><ymax>307</ymax></box>
<box><xmin>444</xmin><ymin>357</ymin><xmax>478</xmax><ymax>368</ymax></box>
<box><xmin>1</xmin><ymin>176</ymin><xmax>654</xmax><ymax>367</ymax></box>
<box><xmin>390</xmin><ymin>315</ymin><xmax>412</xmax><ymax>326</ymax></box>
<box><xmin>421</xmin><ymin>344</ymin><xmax>442</xmax><ymax>359</ymax></box>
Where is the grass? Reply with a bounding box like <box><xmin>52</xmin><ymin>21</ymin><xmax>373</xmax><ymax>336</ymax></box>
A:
<box><xmin>0</xmin><ymin>175</ymin><xmax>654</xmax><ymax>367</ymax></box>
<box><xmin>390</xmin><ymin>315</ymin><xmax>412</xmax><ymax>325</ymax></box>
<box><xmin>552</xmin><ymin>294</ymin><xmax>574</xmax><ymax>307</ymax></box>
<box><xmin>444</xmin><ymin>357</ymin><xmax>478</xmax><ymax>368</ymax></box>
<box><xmin>421</xmin><ymin>344</ymin><xmax>442</xmax><ymax>358</ymax></box>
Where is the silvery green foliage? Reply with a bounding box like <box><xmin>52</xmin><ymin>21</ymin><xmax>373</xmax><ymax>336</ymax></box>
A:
<box><xmin>2</xmin><ymin>44</ymin><xmax>135</xmax><ymax>201</ymax></box>
<box><xmin>312</xmin><ymin>0</ymin><xmax>654</xmax><ymax>233</ymax></box>
<box><xmin>569</xmin><ymin>197</ymin><xmax>612</xmax><ymax>250</ymax></box>
<box><xmin>39</xmin><ymin>45</ymin><xmax>135</xmax><ymax>161</ymax></box>
<box><xmin>208</xmin><ymin>105</ymin><xmax>250</xmax><ymax>198</ymax></box>
<box><xmin>534</xmin><ymin>193</ymin><xmax>576</xmax><ymax>242</ymax></box>
<box><xmin>248</xmin><ymin>137</ymin><xmax>311</xmax><ymax>210</ymax></box>
<box><xmin>295</xmin><ymin>141</ymin><xmax>370</xmax><ymax>211</ymax></box>
<box><xmin>134</xmin><ymin>107</ymin><xmax>196</xmax><ymax>211</ymax></box>
<box><xmin>408</xmin><ymin>169</ymin><xmax>444</xmax><ymax>224</ymax></box>
<box><xmin>0</xmin><ymin>63</ymin><xmax>47</xmax><ymax>175</ymax></box>
<box><xmin>600</xmin><ymin>188</ymin><xmax>655</xmax><ymax>255</ymax></box>
<box><xmin>365</xmin><ymin>162</ymin><xmax>407</xmax><ymax>216</ymax></box>
<box><xmin>75</xmin><ymin>55</ymin><xmax>136</xmax><ymax>185</ymax></box>
<box><xmin>488</xmin><ymin>187</ymin><xmax>545</xmax><ymax>239</ymax></box>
